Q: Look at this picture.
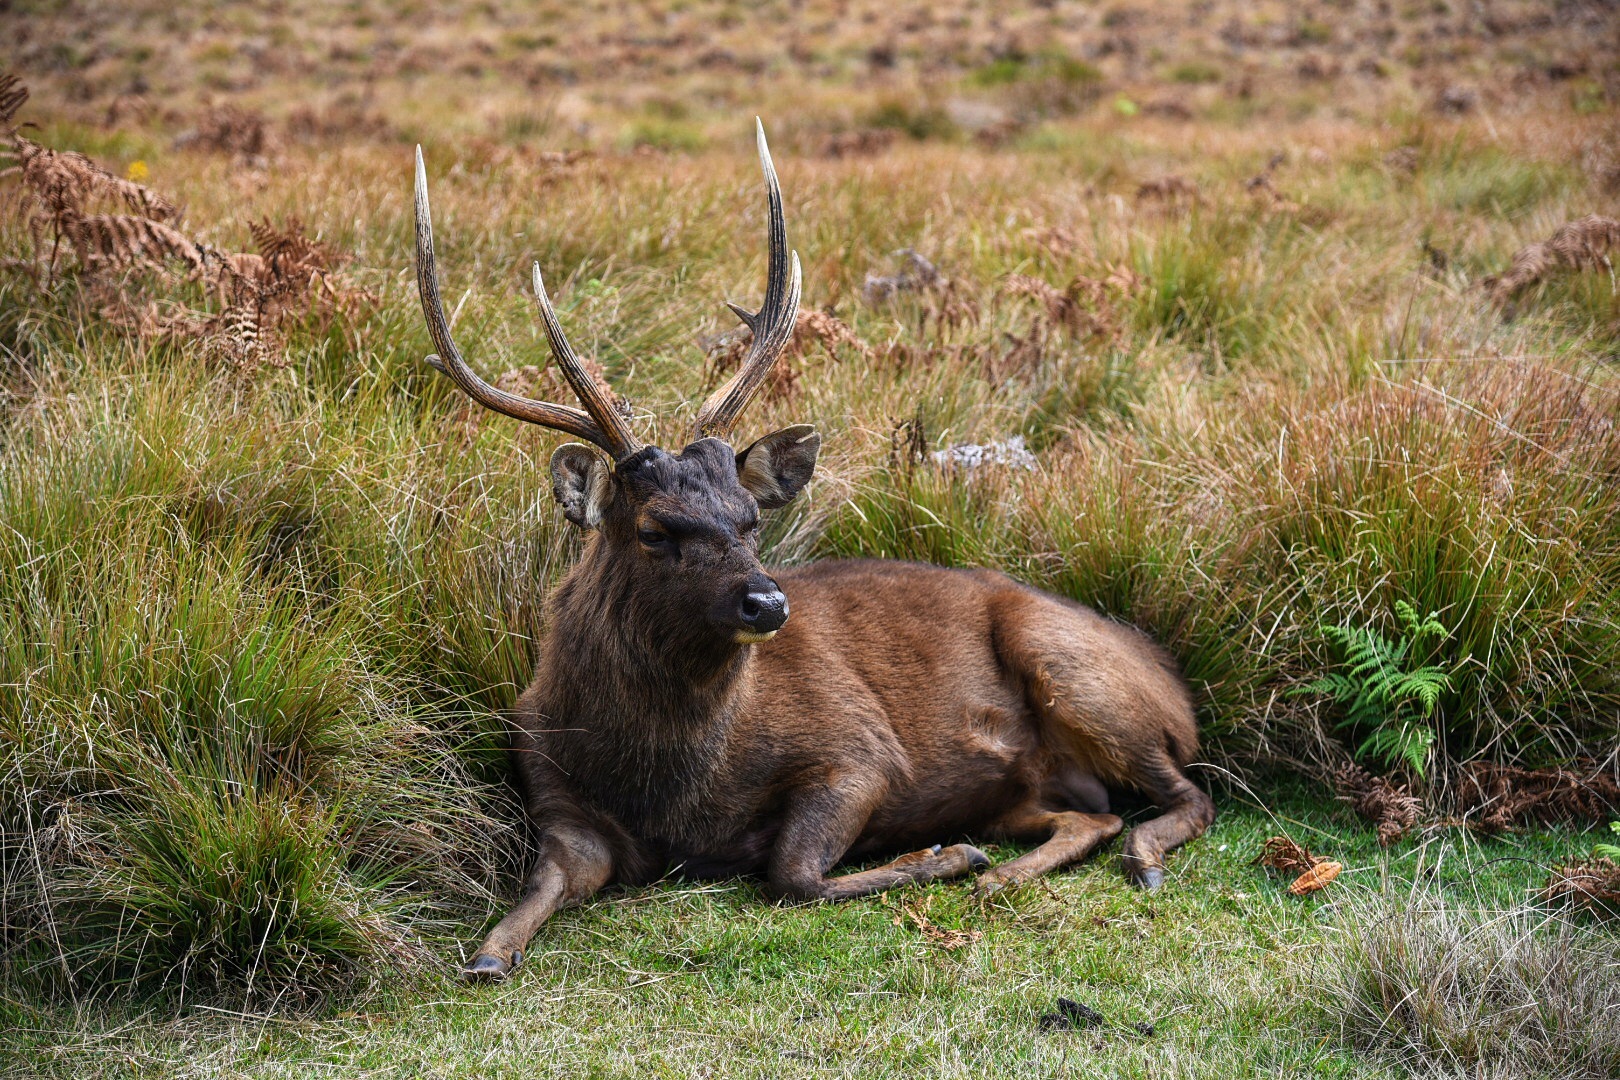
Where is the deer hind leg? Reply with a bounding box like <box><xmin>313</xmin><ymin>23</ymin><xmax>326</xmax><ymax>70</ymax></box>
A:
<box><xmin>1117</xmin><ymin>752</ymin><xmax>1215</xmax><ymax>890</ymax></box>
<box><xmin>997</xmin><ymin>597</ymin><xmax>1214</xmax><ymax>890</ymax></box>
<box><xmin>975</xmin><ymin>806</ymin><xmax>1124</xmax><ymax>895</ymax></box>
<box><xmin>463</xmin><ymin>824</ymin><xmax>613</xmax><ymax>981</ymax></box>
<box><xmin>768</xmin><ymin>773</ymin><xmax>990</xmax><ymax>901</ymax></box>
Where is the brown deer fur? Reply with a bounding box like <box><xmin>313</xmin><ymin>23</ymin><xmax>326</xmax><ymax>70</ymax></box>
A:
<box><xmin>411</xmin><ymin>128</ymin><xmax>1212</xmax><ymax>980</ymax></box>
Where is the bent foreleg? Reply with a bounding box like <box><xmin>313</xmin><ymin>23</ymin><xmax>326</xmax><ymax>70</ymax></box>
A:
<box><xmin>463</xmin><ymin>824</ymin><xmax>613</xmax><ymax>980</ymax></box>
<box><xmin>767</xmin><ymin>774</ymin><xmax>989</xmax><ymax>902</ymax></box>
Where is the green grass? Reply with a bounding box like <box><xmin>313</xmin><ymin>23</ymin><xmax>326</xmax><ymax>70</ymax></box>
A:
<box><xmin>1</xmin><ymin>788</ymin><xmax>1604</xmax><ymax>1079</ymax></box>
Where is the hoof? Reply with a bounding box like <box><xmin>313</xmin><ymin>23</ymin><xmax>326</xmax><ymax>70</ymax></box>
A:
<box><xmin>1133</xmin><ymin>866</ymin><xmax>1165</xmax><ymax>891</ymax></box>
<box><xmin>960</xmin><ymin>845</ymin><xmax>992</xmax><ymax>871</ymax></box>
<box><xmin>461</xmin><ymin>952</ymin><xmax>513</xmax><ymax>981</ymax></box>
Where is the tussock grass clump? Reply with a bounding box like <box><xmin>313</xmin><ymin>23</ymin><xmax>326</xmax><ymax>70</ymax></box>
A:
<box><xmin>1314</xmin><ymin>884</ymin><xmax>1620</xmax><ymax>1078</ymax></box>
<box><xmin>0</xmin><ymin>357</ymin><xmax>520</xmax><ymax>998</ymax></box>
<box><xmin>822</xmin><ymin>357</ymin><xmax>1620</xmax><ymax>767</ymax></box>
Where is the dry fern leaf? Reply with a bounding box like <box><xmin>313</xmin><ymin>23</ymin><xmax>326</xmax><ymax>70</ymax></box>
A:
<box><xmin>68</xmin><ymin>214</ymin><xmax>203</xmax><ymax>273</ymax></box>
<box><xmin>249</xmin><ymin>216</ymin><xmax>344</xmax><ymax>274</ymax></box>
<box><xmin>0</xmin><ymin>73</ymin><xmax>28</xmax><ymax>129</ymax></box>
<box><xmin>13</xmin><ymin>137</ymin><xmax>180</xmax><ymax>224</ymax></box>
<box><xmin>1004</xmin><ymin>273</ymin><xmax>1122</xmax><ymax>340</ymax></box>
<box><xmin>1335</xmin><ymin>764</ymin><xmax>1423</xmax><ymax>846</ymax></box>
<box><xmin>1481</xmin><ymin>215</ymin><xmax>1620</xmax><ymax>304</ymax></box>
<box><xmin>794</xmin><ymin>308</ymin><xmax>873</xmax><ymax>363</ymax></box>
<box><xmin>1255</xmin><ymin>835</ymin><xmax>1324</xmax><ymax>876</ymax></box>
<box><xmin>1457</xmin><ymin>760</ymin><xmax>1620</xmax><ymax>833</ymax></box>
<box><xmin>1544</xmin><ymin>858</ymin><xmax>1620</xmax><ymax>914</ymax></box>
<box><xmin>1288</xmin><ymin>860</ymin><xmax>1342</xmax><ymax>896</ymax></box>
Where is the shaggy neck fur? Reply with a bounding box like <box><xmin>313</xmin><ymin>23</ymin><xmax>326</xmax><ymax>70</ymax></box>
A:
<box><xmin>535</xmin><ymin>535</ymin><xmax>757</xmax><ymax>837</ymax></box>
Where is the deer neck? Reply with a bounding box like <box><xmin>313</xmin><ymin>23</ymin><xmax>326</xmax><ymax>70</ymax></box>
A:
<box><xmin>537</xmin><ymin>542</ymin><xmax>757</xmax><ymax>834</ymax></box>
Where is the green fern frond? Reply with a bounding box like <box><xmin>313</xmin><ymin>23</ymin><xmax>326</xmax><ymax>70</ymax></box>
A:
<box><xmin>1297</xmin><ymin>599</ymin><xmax>1456</xmax><ymax>778</ymax></box>
<box><xmin>1597</xmin><ymin>821</ymin><xmax>1620</xmax><ymax>860</ymax></box>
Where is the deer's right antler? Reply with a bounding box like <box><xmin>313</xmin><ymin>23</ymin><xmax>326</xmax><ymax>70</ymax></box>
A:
<box><xmin>414</xmin><ymin>147</ymin><xmax>642</xmax><ymax>460</ymax></box>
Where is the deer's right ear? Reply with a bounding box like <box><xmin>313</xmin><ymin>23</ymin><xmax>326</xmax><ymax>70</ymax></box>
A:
<box><xmin>549</xmin><ymin>443</ymin><xmax>612</xmax><ymax>529</ymax></box>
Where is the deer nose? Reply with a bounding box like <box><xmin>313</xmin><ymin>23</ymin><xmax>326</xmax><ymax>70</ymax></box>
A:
<box><xmin>738</xmin><ymin>588</ymin><xmax>789</xmax><ymax>634</ymax></box>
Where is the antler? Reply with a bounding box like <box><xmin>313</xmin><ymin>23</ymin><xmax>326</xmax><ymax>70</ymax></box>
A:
<box><xmin>692</xmin><ymin>119</ymin><xmax>802</xmax><ymax>442</ymax></box>
<box><xmin>414</xmin><ymin>146</ymin><xmax>642</xmax><ymax>460</ymax></box>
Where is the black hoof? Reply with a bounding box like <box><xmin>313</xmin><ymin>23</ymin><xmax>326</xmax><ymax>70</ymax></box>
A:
<box><xmin>461</xmin><ymin>953</ymin><xmax>511</xmax><ymax>981</ymax></box>
<box><xmin>962</xmin><ymin>845</ymin><xmax>992</xmax><ymax>871</ymax></box>
<box><xmin>1134</xmin><ymin>867</ymin><xmax>1165</xmax><ymax>891</ymax></box>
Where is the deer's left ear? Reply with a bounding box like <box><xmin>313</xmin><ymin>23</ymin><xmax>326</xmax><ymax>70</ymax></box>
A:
<box><xmin>736</xmin><ymin>425</ymin><xmax>820</xmax><ymax>509</ymax></box>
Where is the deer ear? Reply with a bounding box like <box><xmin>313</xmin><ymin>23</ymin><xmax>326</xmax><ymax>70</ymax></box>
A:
<box><xmin>736</xmin><ymin>425</ymin><xmax>820</xmax><ymax>509</ymax></box>
<box><xmin>549</xmin><ymin>443</ymin><xmax>612</xmax><ymax>529</ymax></box>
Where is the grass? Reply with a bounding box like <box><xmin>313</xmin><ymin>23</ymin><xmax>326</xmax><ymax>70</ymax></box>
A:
<box><xmin>3</xmin><ymin>787</ymin><xmax>1609</xmax><ymax>1079</ymax></box>
<box><xmin>2</xmin><ymin>0</ymin><xmax>1618</xmax><ymax>1072</ymax></box>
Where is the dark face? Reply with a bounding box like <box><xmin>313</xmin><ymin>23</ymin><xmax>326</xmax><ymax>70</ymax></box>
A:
<box><xmin>550</xmin><ymin>426</ymin><xmax>820</xmax><ymax>647</ymax></box>
<box><xmin>610</xmin><ymin>439</ymin><xmax>785</xmax><ymax>643</ymax></box>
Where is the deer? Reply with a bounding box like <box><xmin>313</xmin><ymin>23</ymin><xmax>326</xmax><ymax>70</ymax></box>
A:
<box><xmin>412</xmin><ymin>123</ymin><xmax>1215</xmax><ymax>980</ymax></box>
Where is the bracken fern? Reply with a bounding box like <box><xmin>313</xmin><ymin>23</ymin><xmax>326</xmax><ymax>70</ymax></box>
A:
<box><xmin>1295</xmin><ymin>601</ymin><xmax>1455</xmax><ymax>777</ymax></box>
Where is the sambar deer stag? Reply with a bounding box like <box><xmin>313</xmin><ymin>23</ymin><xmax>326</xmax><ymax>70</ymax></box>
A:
<box><xmin>412</xmin><ymin>123</ymin><xmax>1214</xmax><ymax>980</ymax></box>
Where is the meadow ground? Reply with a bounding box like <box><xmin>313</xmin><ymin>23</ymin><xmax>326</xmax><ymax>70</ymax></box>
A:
<box><xmin>2</xmin><ymin>1</ymin><xmax>1619</xmax><ymax>1076</ymax></box>
<box><xmin>1</xmin><ymin>790</ymin><xmax>1608</xmax><ymax>1080</ymax></box>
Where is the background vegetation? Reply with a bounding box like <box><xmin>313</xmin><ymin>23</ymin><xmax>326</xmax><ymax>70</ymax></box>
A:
<box><xmin>1</xmin><ymin>0</ymin><xmax>1617</xmax><ymax>1074</ymax></box>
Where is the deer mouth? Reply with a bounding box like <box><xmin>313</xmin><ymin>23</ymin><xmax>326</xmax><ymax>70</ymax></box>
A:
<box><xmin>733</xmin><ymin>629</ymin><xmax>779</xmax><ymax>644</ymax></box>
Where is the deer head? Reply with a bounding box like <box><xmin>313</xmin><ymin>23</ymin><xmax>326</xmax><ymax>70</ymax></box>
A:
<box><xmin>414</xmin><ymin>121</ymin><xmax>819</xmax><ymax>646</ymax></box>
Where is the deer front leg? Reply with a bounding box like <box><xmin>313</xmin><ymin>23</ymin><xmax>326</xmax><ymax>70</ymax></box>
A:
<box><xmin>463</xmin><ymin>824</ymin><xmax>613</xmax><ymax>980</ymax></box>
<box><xmin>767</xmin><ymin>772</ymin><xmax>990</xmax><ymax>901</ymax></box>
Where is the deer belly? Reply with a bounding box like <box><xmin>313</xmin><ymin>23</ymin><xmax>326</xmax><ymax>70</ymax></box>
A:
<box><xmin>858</xmin><ymin>705</ymin><xmax>1045</xmax><ymax>850</ymax></box>
<box><xmin>665</xmin><ymin>823</ymin><xmax>781</xmax><ymax>879</ymax></box>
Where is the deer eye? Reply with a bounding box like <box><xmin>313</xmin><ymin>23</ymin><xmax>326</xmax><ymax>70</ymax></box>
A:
<box><xmin>637</xmin><ymin>526</ymin><xmax>673</xmax><ymax>550</ymax></box>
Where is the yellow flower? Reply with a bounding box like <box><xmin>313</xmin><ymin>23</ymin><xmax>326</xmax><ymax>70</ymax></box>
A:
<box><xmin>125</xmin><ymin>160</ymin><xmax>149</xmax><ymax>182</ymax></box>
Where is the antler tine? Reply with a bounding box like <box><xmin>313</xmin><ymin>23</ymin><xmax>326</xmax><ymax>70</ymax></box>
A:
<box><xmin>413</xmin><ymin>146</ymin><xmax>617</xmax><ymax>454</ymax></box>
<box><xmin>530</xmin><ymin>262</ymin><xmax>642</xmax><ymax>460</ymax></box>
<box><xmin>692</xmin><ymin>119</ymin><xmax>803</xmax><ymax>441</ymax></box>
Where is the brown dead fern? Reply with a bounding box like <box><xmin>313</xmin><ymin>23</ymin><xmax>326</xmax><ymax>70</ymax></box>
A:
<box><xmin>2</xmin><ymin>75</ymin><xmax>374</xmax><ymax>378</ymax></box>
<box><xmin>1255</xmin><ymin>836</ymin><xmax>1344</xmax><ymax>895</ymax></box>
<box><xmin>67</xmin><ymin>214</ymin><xmax>203</xmax><ymax>275</ymax></box>
<box><xmin>174</xmin><ymin>103</ymin><xmax>275</xmax><ymax>160</ymax></box>
<box><xmin>1481</xmin><ymin>215</ymin><xmax>1620</xmax><ymax>305</ymax></box>
<box><xmin>1003</xmin><ymin>272</ymin><xmax>1130</xmax><ymax>342</ymax></box>
<box><xmin>1335</xmin><ymin>764</ymin><xmax>1424</xmax><ymax>846</ymax></box>
<box><xmin>1255</xmin><ymin>834</ymin><xmax>1325</xmax><ymax>875</ymax></box>
<box><xmin>1456</xmin><ymin>760</ymin><xmax>1620</xmax><ymax>833</ymax></box>
<box><xmin>1544</xmin><ymin>858</ymin><xmax>1620</xmax><ymax>915</ymax></box>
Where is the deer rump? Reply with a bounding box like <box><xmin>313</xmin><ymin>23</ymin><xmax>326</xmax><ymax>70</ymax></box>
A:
<box><xmin>412</xmin><ymin>123</ymin><xmax>1213</xmax><ymax>980</ymax></box>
